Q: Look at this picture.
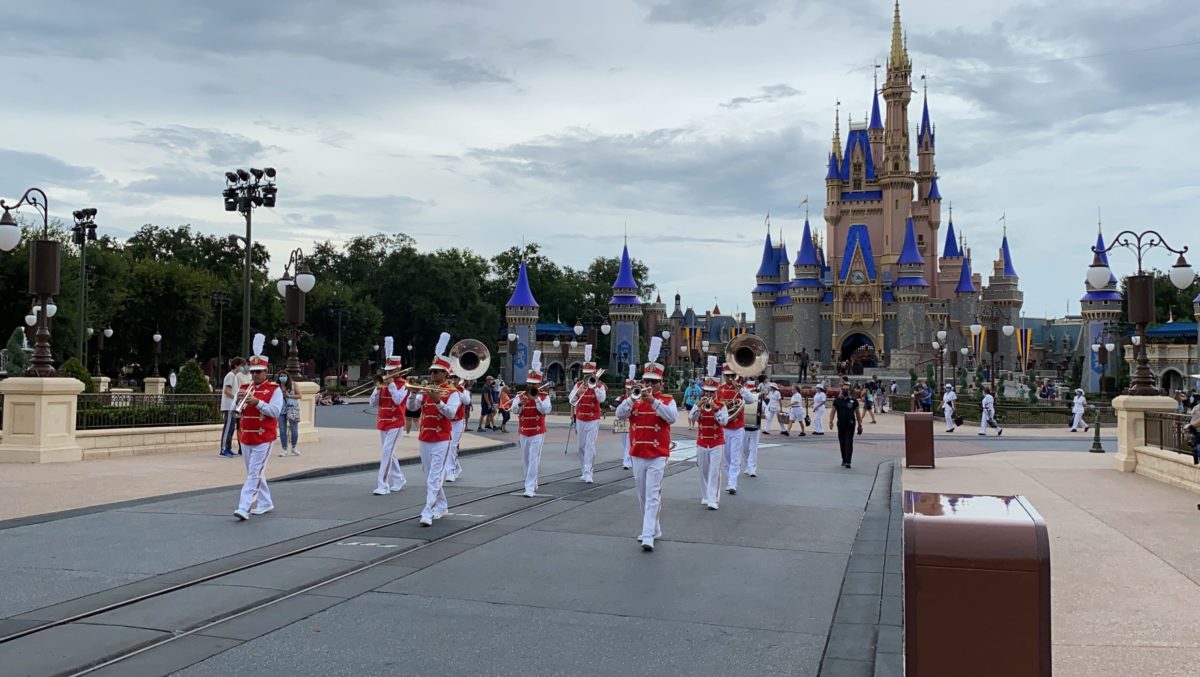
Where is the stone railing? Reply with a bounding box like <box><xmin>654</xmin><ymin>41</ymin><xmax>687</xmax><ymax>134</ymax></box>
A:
<box><xmin>1113</xmin><ymin>395</ymin><xmax>1199</xmax><ymax>494</ymax></box>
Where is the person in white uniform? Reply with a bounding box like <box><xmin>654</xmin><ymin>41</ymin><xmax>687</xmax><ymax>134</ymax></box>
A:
<box><xmin>233</xmin><ymin>336</ymin><xmax>284</xmax><ymax>521</ymax></box>
<box><xmin>811</xmin><ymin>384</ymin><xmax>828</xmax><ymax>435</ymax></box>
<box><xmin>978</xmin><ymin>385</ymin><xmax>1003</xmax><ymax>436</ymax></box>
<box><xmin>785</xmin><ymin>387</ymin><xmax>807</xmax><ymax>437</ymax></box>
<box><xmin>1070</xmin><ymin>388</ymin><xmax>1089</xmax><ymax>432</ymax></box>
<box><xmin>620</xmin><ymin>364</ymin><xmax>637</xmax><ymax>469</ymax></box>
<box><xmin>762</xmin><ymin>383</ymin><xmax>782</xmax><ymax>434</ymax></box>
<box><xmin>414</xmin><ymin>333</ymin><xmax>462</xmax><ymax>527</ymax></box>
<box><xmin>942</xmin><ymin>384</ymin><xmax>958</xmax><ymax>432</ymax></box>
<box><xmin>370</xmin><ymin>348</ymin><xmax>409</xmax><ymax>496</ymax></box>
<box><xmin>568</xmin><ymin>344</ymin><xmax>607</xmax><ymax>483</ymax></box>
<box><xmin>512</xmin><ymin>351</ymin><xmax>553</xmax><ymax>497</ymax></box>
<box><xmin>717</xmin><ymin>365</ymin><xmax>758</xmax><ymax>495</ymax></box>
<box><xmin>689</xmin><ymin>357</ymin><xmax>729</xmax><ymax>507</ymax></box>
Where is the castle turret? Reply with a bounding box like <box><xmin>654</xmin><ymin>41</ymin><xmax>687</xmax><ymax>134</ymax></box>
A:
<box><xmin>983</xmin><ymin>230</ymin><xmax>1024</xmax><ymax>363</ymax></box>
<box><xmin>504</xmin><ymin>260</ymin><xmax>539</xmax><ymax>384</ymax></box>
<box><xmin>1080</xmin><ymin>228</ymin><xmax>1123</xmax><ymax>392</ymax></box>
<box><xmin>936</xmin><ymin>210</ymin><xmax>964</xmax><ymax>298</ymax></box>
<box><xmin>608</xmin><ymin>243</ymin><xmax>643</xmax><ymax>374</ymax></box>
<box><xmin>789</xmin><ymin>218</ymin><xmax>824</xmax><ymax>359</ymax></box>
<box><xmin>868</xmin><ymin>83</ymin><xmax>884</xmax><ymax>175</ymax></box>
<box><xmin>894</xmin><ymin>217</ymin><xmax>931</xmax><ymax>352</ymax></box>
<box><xmin>752</xmin><ymin>229</ymin><xmax>781</xmax><ymax>354</ymax></box>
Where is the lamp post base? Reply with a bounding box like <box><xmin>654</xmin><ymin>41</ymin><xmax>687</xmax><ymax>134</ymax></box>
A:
<box><xmin>1088</xmin><ymin>406</ymin><xmax>1105</xmax><ymax>453</ymax></box>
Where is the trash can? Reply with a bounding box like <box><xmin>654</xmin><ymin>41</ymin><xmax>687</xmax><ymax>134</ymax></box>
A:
<box><xmin>904</xmin><ymin>491</ymin><xmax>1052</xmax><ymax>677</ymax></box>
<box><xmin>904</xmin><ymin>412</ymin><xmax>935</xmax><ymax>468</ymax></box>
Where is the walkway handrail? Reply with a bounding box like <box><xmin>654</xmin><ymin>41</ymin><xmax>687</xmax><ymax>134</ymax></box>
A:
<box><xmin>1144</xmin><ymin>412</ymin><xmax>1194</xmax><ymax>456</ymax></box>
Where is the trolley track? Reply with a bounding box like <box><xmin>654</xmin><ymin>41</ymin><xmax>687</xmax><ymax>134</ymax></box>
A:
<box><xmin>0</xmin><ymin>457</ymin><xmax>690</xmax><ymax>676</ymax></box>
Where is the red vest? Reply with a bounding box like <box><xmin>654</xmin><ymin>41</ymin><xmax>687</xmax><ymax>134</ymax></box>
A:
<box><xmin>376</xmin><ymin>386</ymin><xmax>406</xmax><ymax>431</ymax></box>
<box><xmin>716</xmin><ymin>383</ymin><xmax>746</xmax><ymax>430</ymax></box>
<box><xmin>418</xmin><ymin>387</ymin><xmax>454</xmax><ymax>443</ymax></box>
<box><xmin>518</xmin><ymin>393</ymin><xmax>548</xmax><ymax>437</ymax></box>
<box><xmin>628</xmin><ymin>394</ymin><xmax>674</xmax><ymax>458</ymax></box>
<box><xmin>453</xmin><ymin>386</ymin><xmax>466</xmax><ymax>421</ymax></box>
<box><xmin>695</xmin><ymin>405</ymin><xmax>726</xmax><ymax>448</ymax></box>
<box><xmin>238</xmin><ymin>381</ymin><xmax>280</xmax><ymax>446</ymax></box>
<box><xmin>574</xmin><ymin>384</ymin><xmax>602</xmax><ymax>421</ymax></box>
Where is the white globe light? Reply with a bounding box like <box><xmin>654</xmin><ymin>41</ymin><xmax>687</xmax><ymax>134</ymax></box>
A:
<box><xmin>507</xmin><ymin>332</ymin><xmax>518</xmax><ymax>342</ymax></box>
<box><xmin>1086</xmin><ymin>260</ymin><xmax>1112</xmax><ymax>290</ymax></box>
<box><xmin>552</xmin><ymin>339</ymin><xmax>560</xmax><ymax>348</ymax></box>
<box><xmin>932</xmin><ymin>341</ymin><xmax>940</xmax><ymax>350</ymax></box>
<box><xmin>970</xmin><ymin>323</ymin><xmax>982</xmax><ymax>336</ymax></box>
<box><xmin>1105</xmin><ymin>342</ymin><xmax>1116</xmax><ymax>352</ymax></box>
<box><xmin>936</xmin><ymin>329</ymin><xmax>947</xmax><ymax>342</ymax></box>
<box><xmin>45</xmin><ymin>302</ymin><xmax>58</xmax><ymax>318</ymax></box>
<box><xmin>1091</xmin><ymin>343</ymin><xmax>1101</xmax><ymax>353</ymax></box>
<box><xmin>295</xmin><ymin>270</ymin><xmax>316</xmax><ymax>293</ymax></box>
<box><xmin>702</xmin><ymin>341</ymin><xmax>710</xmax><ymax>350</ymax></box>
<box><xmin>1168</xmin><ymin>255</ymin><xmax>1194</xmax><ymax>290</ymax></box>
<box><xmin>87</xmin><ymin>327</ymin><xmax>94</xmax><ymax>337</ymax></box>
<box><xmin>276</xmin><ymin>278</ymin><xmax>292</xmax><ymax>298</ymax></box>
<box><xmin>661</xmin><ymin>330</ymin><xmax>671</xmax><ymax>339</ymax></box>
<box><xmin>406</xmin><ymin>344</ymin><xmax>413</xmax><ymax>351</ymax></box>
<box><xmin>573</xmin><ymin>324</ymin><xmax>584</xmax><ymax>336</ymax></box>
<box><xmin>960</xmin><ymin>347</ymin><xmax>969</xmax><ymax>355</ymax></box>
<box><xmin>273</xmin><ymin>338</ymin><xmax>281</xmax><ymax>347</ymax></box>
<box><xmin>1002</xmin><ymin>324</ymin><xmax>1015</xmax><ymax>337</ymax></box>
<box><xmin>600</xmin><ymin>323</ymin><xmax>611</xmax><ymax>335</ymax></box>
<box><xmin>680</xmin><ymin>345</ymin><xmax>687</xmax><ymax>354</ymax></box>
<box><xmin>103</xmin><ymin>327</ymin><xmax>113</xmax><ymax>338</ymax></box>
<box><xmin>24</xmin><ymin>313</ymin><xmax>36</xmax><ymax>326</ymax></box>
<box><xmin>0</xmin><ymin>223</ymin><xmax>21</xmax><ymax>252</ymax></box>
<box><xmin>570</xmin><ymin>339</ymin><xmax>578</xmax><ymax>348</ymax></box>
<box><xmin>1131</xmin><ymin>335</ymin><xmax>1141</xmax><ymax>346</ymax></box>
<box><xmin>168</xmin><ymin>372</ymin><xmax>177</xmax><ymax>388</ymax></box>
<box><xmin>153</xmin><ymin>332</ymin><xmax>162</xmax><ymax>343</ymax></box>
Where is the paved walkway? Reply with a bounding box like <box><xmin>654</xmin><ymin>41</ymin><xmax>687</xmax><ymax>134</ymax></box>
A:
<box><xmin>904</xmin><ymin>451</ymin><xmax>1200</xmax><ymax>677</ymax></box>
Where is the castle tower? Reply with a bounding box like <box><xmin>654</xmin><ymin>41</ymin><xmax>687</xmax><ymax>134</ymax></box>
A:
<box><xmin>752</xmin><ymin>229</ymin><xmax>781</xmax><ymax>354</ymax></box>
<box><xmin>868</xmin><ymin>82</ymin><xmax>884</xmax><ymax>175</ymax></box>
<box><xmin>894</xmin><ymin>217</ymin><xmax>931</xmax><ymax>357</ymax></box>
<box><xmin>645</xmin><ymin>293</ymin><xmax>669</xmax><ymax>363</ymax></box>
<box><xmin>668</xmin><ymin>291</ymin><xmax>685</xmax><ymax>357</ymax></box>
<box><xmin>789</xmin><ymin>218</ymin><xmax>824</xmax><ymax>361</ymax></box>
<box><xmin>936</xmin><ymin>210</ymin><xmax>964</xmax><ymax>299</ymax></box>
<box><xmin>608</xmin><ymin>243</ymin><xmax>643</xmax><ymax>374</ymax></box>
<box><xmin>1079</xmin><ymin>228</ymin><xmax>1123</xmax><ymax>392</ymax></box>
<box><xmin>982</xmin><ymin>230</ymin><xmax>1025</xmax><ymax>367</ymax></box>
<box><xmin>504</xmin><ymin>259</ymin><xmax>539</xmax><ymax>385</ymax></box>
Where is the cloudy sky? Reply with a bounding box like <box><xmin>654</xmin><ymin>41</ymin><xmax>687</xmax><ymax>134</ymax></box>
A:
<box><xmin>3</xmin><ymin>0</ymin><xmax>1198</xmax><ymax>320</ymax></box>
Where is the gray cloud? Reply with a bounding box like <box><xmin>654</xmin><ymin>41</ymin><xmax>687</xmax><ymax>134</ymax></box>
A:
<box><xmin>123</xmin><ymin>169</ymin><xmax>218</xmax><ymax>198</ymax></box>
<box><xmin>469</xmin><ymin>124</ymin><xmax>822</xmax><ymax>217</ymax></box>
<box><xmin>0</xmin><ymin>149</ymin><xmax>108</xmax><ymax>192</ymax></box>
<box><xmin>720</xmin><ymin>83</ymin><xmax>802</xmax><ymax>109</ymax></box>
<box><xmin>122</xmin><ymin>125</ymin><xmax>280</xmax><ymax>168</ymax></box>
<box><xmin>641</xmin><ymin>0</ymin><xmax>779</xmax><ymax>28</ymax></box>
<box><xmin>280</xmin><ymin>194</ymin><xmax>436</xmax><ymax>233</ymax></box>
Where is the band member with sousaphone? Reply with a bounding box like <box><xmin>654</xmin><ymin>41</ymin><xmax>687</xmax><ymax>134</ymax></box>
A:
<box><xmin>233</xmin><ymin>334</ymin><xmax>285</xmax><ymax>521</ymax></box>
<box><xmin>413</xmin><ymin>333</ymin><xmax>463</xmax><ymax>527</ymax></box>
<box><xmin>568</xmin><ymin>344</ymin><xmax>606</xmax><ymax>483</ymax></box>
<box><xmin>689</xmin><ymin>356</ymin><xmax>729</xmax><ymax>510</ymax></box>
<box><xmin>511</xmin><ymin>350</ymin><xmax>553</xmax><ymax>497</ymax></box>
<box><xmin>371</xmin><ymin>337</ymin><xmax>409</xmax><ymax>496</ymax></box>
<box><xmin>615</xmin><ymin>336</ymin><xmax>678</xmax><ymax>552</ymax></box>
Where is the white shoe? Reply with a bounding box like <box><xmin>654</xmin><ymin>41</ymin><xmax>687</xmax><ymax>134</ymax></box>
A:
<box><xmin>389</xmin><ymin>478</ymin><xmax>407</xmax><ymax>492</ymax></box>
<box><xmin>290</xmin><ymin>448</ymin><xmax>300</xmax><ymax>456</ymax></box>
<box><xmin>523</xmin><ymin>491</ymin><xmax>536</xmax><ymax>498</ymax></box>
<box><xmin>641</xmin><ymin>538</ymin><xmax>654</xmax><ymax>552</ymax></box>
<box><xmin>250</xmin><ymin>505</ymin><xmax>273</xmax><ymax>515</ymax></box>
<box><xmin>278</xmin><ymin>451</ymin><xmax>289</xmax><ymax>457</ymax></box>
<box><xmin>373</xmin><ymin>488</ymin><xmax>390</xmax><ymax>496</ymax></box>
<box><xmin>432</xmin><ymin>509</ymin><xmax>447</xmax><ymax>520</ymax></box>
<box><xmin>234</xmin><ymin>509</ymin><xmax>249</xmax><ymax>521</ymax></box>
<box><xmin>726</xmin><ymin>487</ymin><xmax>737</xmax><ymax>495</ymax></box>
<box><xmin>707</xmin><ymin>503</ymin><xmax>719</xmax><ymax>511</ymax></box>
<box><xmin>419</xmin><ymin>516</ymin><xmax>433</xmax><ymax>527</ymax></box>
<box><xmin>445</xmin><ymin>476</ymin><xmax>457</xmax><ymax>483</ymax></box>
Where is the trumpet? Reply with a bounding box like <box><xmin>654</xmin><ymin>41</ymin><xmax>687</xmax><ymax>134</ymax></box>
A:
<box><xmin>346</xmin><ymin>367</ymin><xmax>413</xmax><ymax>397</ymax></box>
<box><xmin>585</xmin><ymin>369</ymin><xmax>607</xmax><ymax>388</ymax></box>
<box><xmin>232</xmin><ymin>383</ymin><xmax>255</xmax><ymax>417</ymax></box>
<box><xmin>698</xmin><ymin>395</ymin><xmax>720</xmax><ymax>413</ymax></box>
<box><xmin>630</xmin><ymin>386</ymin><xmax>644</xmax><ymax>399</ymax></box>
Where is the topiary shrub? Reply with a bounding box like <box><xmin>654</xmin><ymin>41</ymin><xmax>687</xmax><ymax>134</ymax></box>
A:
<box><xmin>59</xmin><ymin>357</ymin><xmax>97</xmax><ymax>393</ymax></box>
<box><xmin>5</xmin><ymin>328</ymin><xmax>28</xmax><ymax>375</ymax></box>
<box><xmin>176</xmin><ymin>358</ymin><xmax>210</xmax><ymax>394</ymax></box>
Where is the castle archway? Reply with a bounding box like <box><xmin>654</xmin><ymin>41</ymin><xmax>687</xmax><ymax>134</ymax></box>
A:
<box><xmin>839</xmin><ymin>333</ymin><xmax>877</xmax><ymax>374</ymax></box>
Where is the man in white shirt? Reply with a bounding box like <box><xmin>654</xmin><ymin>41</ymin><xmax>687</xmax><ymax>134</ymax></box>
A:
<box><xmin>942</xmin><ymin>384</ymin><xmax>958</xmax><ymax>433</ymax></box>
<box><xmin>978</xmin><ymin>385</ymin><xmax>1003</xmax><ymax>436</ymax></box>
<box><xmin>219</xmin><ymin>358</ymin><xmax>246</xmax><ymax>458</ymax></box>
<box><xmin>1070</xmin><ymin>389</ymin><xmax>1089</xmax><ymax>432</ymax></box>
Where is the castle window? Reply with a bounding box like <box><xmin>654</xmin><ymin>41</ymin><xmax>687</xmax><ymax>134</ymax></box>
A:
<box><xmin>893</xmin><ymin>161</ymin><xmax>899</xmax><ymax>171</ymax></box>
<box><xmin>917</xmin><ymin>234</ymin><xmax>925</xmax><ymax>248</ymax></box>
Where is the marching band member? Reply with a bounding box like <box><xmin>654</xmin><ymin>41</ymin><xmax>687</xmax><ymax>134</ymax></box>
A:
<box><xmin>371</xmin><ymin>340</ymin><xmax>408</xmax><ymax>496</ymax></box>
<box><xmin>414</xmin><ymin>333</ymin><xmax>462</xmax><ymax>527</ymax></box>
<box><xmin>811</xmin><ymin>384</ymin><xmax>828</xmax><ymax>435</ymax></box>
<box><xmin>512</xmin><ymin>351</ymin><xmax>552</xmax><ymax>497</ymax></box>
<box><xmin>568</xmin><ymin>344</ymin><xmax>606</xmax><ymax>483</ymax></box>
<box><xmin>233</xmin><ymin>335</ymin><xmax>284</xmax><ymax>521</ymax></box>
<box><xmin>689</xmin><ymin>356</ymin><xmax>728</xmax><ymax>510</ymax></box>
<box><xmin>716</xmin><ymin>364</ymin><xmax>756</xmax><ymax>495</ymax></box>
<box><xmin>1070</xmin><ymin>388</ymin><xmax>1089</xmax><ymax>432</ymax></box>
<box><xmin>942</xmin><ymin>384</ymin><xmax>958</xmax><ymax>433</ymax></box>
<box><xmin>445</xmin><ymin>373</ymin><xmax>467</xmax><ymax>482</ymax></box>
<box><xmin>618</xmin><ymin>364</ymin><xmax>637</xmax><ymax>470</ymax></box>
<box><xmin>785</xmin><ymin>386</ymin><xmax>807</xmax><ymax>438</ymax></box>
<box><xmin>762</xmin><ymin>383</ymin><xmax>782</xmax><ymax>434</ymax></box>
<box><xmin>616</xmin><ymin>337</ymin><xmax>678</xmax><ymax>552</ymax></box>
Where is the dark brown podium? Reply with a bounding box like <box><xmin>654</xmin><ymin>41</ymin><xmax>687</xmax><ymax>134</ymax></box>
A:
<box><xmin>903</xmin><ymin>491</ymin><xmax>1052</xmax><ymax>677</ymax></box>
<box><xmin>904</xmin><ymin>412</ymin><xmax>935</xmax><ymax>468</ymax></box>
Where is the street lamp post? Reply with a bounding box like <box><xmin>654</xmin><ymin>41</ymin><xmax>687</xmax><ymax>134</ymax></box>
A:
<box><xmin>329</xmin><ymin>305</ymin><xmax>349</xmax><ymax>385</ymax></box>
<box><xmin>72</xmin><ymin>208</ymin><xmax>98</xmax><ymax>362</ymax></box>
<box><xmin>276</xmin><ymin>248</ymin><xmax>316</xmax><ymax>380</ymax></box>
<box><xmin>407</xmin><ymin>342</ymin><xmax>414</xmax><ymax>369</ymax></box>
<box><xmin>223</xmin><ymin>167</ymin><xmax>278</xmax><ymax>359</ymax></box>
<box><xmin>152</xmin><ymin>328</ymin><xmax>162</xmax><ymax>378</ymax></box>
<box><xmin>94</xmin><ymin>324</ymin><xmax>113</xmax><ymax>377</ymax></box>
<box><xmin>507</xmin><ymin>332</ymin><xmax>519</xmax><ymax>383</ymax></box>
<box><xmin>211</xmin><ymin>292</ymin><xmax>231</xmax><ymax>371</ymax></box>
<box><xmin>1088</xmin><ymin>230</ymin><xmax>1194</xmax><ymax>396</ymax></box>
<box><xmin>0</xmin><ymin>188</ymin><xmax>64</xmax><ymax>376</ymax></box>
<box><xmin>971</xmin><ymin>307</ymin><xmax>1015</xmax><ymax>390</ymax></box>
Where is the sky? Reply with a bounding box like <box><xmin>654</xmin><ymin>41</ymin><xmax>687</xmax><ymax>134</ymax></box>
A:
<box><xmin>2</xmin><ymin>0</ymin><xmax>1198</xmax><ymax>321</ymax></box>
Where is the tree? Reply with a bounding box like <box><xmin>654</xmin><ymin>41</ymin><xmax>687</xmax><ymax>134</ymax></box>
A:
<box><xmin>5</xmin><ymin>328</ymin><xmax>28</xmax><ymax>375</ymax></box>
<box><xmin>59</xmin><ymin>357</ymin><xmax>96</xmax><ymax>393</ymax></box>
<box><xmin>1118</xmin><ymin>269</ymin><xmax>1199</xmax><ymax>326</ymax></box>
<box><xmin>176</xmin><ymin>358</ymin><xmax>210</xmax><ymax>393</ymax></box>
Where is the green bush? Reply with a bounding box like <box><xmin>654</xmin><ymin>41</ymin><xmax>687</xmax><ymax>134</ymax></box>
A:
<box><xmin>176</xmin><ymin>358</ymin><xmax>210</xmax><ymax>394</ymax></box>
<box><xmin>5</xmin><ymin>328</ymin><xmax>28</xmax><ymax>375</ymax></box>
<box><xmin>59</xmin><ymin>357</ymin><xmax>97</xmax><ymax>393</ymax></box>
<box><xmin>77</xmin><ymin>403</ymin><xmax>220</xmax><ymax>429</ymax></box>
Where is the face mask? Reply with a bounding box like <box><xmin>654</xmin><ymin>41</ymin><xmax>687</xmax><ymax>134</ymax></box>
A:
<box><xmin>240</xmin><ymin>366</ymin><xmax>248</xmax><ymax>373</ymax></box>
<box><xmin>279</xmin><ymin>376</ymin><xmax>288</xmax><ymax>383</ymax></box>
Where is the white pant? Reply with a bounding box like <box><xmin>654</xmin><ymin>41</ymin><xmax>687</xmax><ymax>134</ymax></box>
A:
<box><xmin>633</xmin><ymin>455</ymin><xmax>666</xmax><ymax>541</ymax></box>
<box><xmin>812</xmin><ymin>407</ymin><xmax>826</xmax><ymax>434</ymax></box>
<box><xmin>376</xmin><ymin>429</ymin><xmax>406</xmax><ymax>493</ymax></box>
<box><xmin>980</xmin><ymin>410</ymin><xmax>999</xmax><ymax>434</ymax></box>
<box><xmin>520</xmin><ymin>433</ymin><xmax>544</xmax><ymax>494</ymax></box>
<box><xmin>944</xmin><ymin>406</ymin><xmax>955</xmax><ymax>431</ymax></box>
<box><xmin>764</xmin><ymin>408</ymin><xmax>781</xmax><ymax>433</ymax></box>
<box><xmin>1071</xmin><ymin>412</ymin><xmax>1088</xmax><ymax>431</ymax></box>
<box><xmin>237</xmin><ymin>442</ymin><xmax>273</xmax><ymax>513</ymax></box>
<box><xmin>419</xmin><ymin>440</ymin><xmax>450</xmax><ymax>521</ymax></box>
<box><xmin>741</xmin><ymin>427</ymin><xmax>760</xmax><ymax>476</ymax></box>
<box><xmin>722</xmin><ymin>427</ymin><xmax>745</xmax><ymax>490</ymax></box>
<box><xmin>696</xmin><ymin>444</ymin><xmax>722</xmax><ymax>505</ymax></box>
<box><xmin>622</xmin><ymin>432</ymin><xmax>632</xmax><ymax>468</ymax></box>
<box><xmin>447</xmin><ymin>420</ymin><xmax>465</xmax><ymax>480</ymax></box>
<box><xmin>576</xmin><ymin>418</ymin><xmax>600</xmax><ymax>481</ymax></box>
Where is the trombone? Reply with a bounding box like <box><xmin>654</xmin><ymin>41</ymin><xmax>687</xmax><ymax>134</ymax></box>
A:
<box><xmin>348</xmin><ymin>338</ymin><xmax>491</xmax><ymax>398</ymax></box>
<box><xmin>345</xmin><ymin>367</ymin><xmax>413</xmax><ymax>398</ymax></box>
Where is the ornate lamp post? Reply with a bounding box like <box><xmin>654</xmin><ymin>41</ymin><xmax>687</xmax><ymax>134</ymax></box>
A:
<box><xmin>507</xmin><ymin>331</ymin><xmax>519</xmax><ymax>383</ymax></box>
<box><xmin>211</xmin><ymin>292</ymin><xmax>231</xmax><ymax>371</ymax></box>
<box><xmin>0</xmin><ymin>188</ymin><xmax>64</xmax><ymax>376</ymax></box>
<box><xmin>575</xmin><ymin>308</ymin><xmax>612</xmax><ymax>348</ymax></box>
<box><xmin>71</xmin><ymin>208</ymin><xmax>98</xmax><ymax>362</ymax></box>
<box><xmin>94</xmin><ymin>324</ymin><xmax>113</xmax><ymax>377</ymax></box>
<box><xmin>970</xmin><ymin>306</ymin><xmax>1015</xmax><ymax>390</ymax></box>
<box><xmin>1090</xmin><ymin>339</ymin><xmax>1116</xmax><ymax>397</ymax></box>
<box><xmin>276</xmin><ymin>248</ymin><xmax>316</xmax><ymax>380</ymax></box>
<box><xmin>223</xmin><ymin>167</ymin><xmax>278</xmax><ymax>358</ymax></box>
<box><xmin>1088</xmin><ymin>230</ymin><xmax>1194</xmax><ymax>396</ymax></box>
<box><xmin>152</xmin><ymin>328</ymin><xmax>162</xmax><ymax>377</ymax></box>
<box><xmin>329</xmin><ymin>304</ymin><xmax>349</xmax><ymax>384</ymax></box>
<box><xmin>407</xmin><ymin>342</ymin><xmax>414</xmax><ymax>368</ymax></box>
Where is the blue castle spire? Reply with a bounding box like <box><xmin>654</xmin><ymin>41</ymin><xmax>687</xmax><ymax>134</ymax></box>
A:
<box><xmin>942</xmin><ymin>219</ymin><xmax>959</xmax><ymax>257</ymax></box>
<box><xmin>927</xmin><ymin>176</ymin><xmax>942</xmax><ymax>200</ymax></box>
<box><xmin>505</xmin><ymin>260</ymin><xmax>539</xmax><ymax>307</ymax></box>
<box><xmin>1001</xmin><ymin>235</ymin><xmax>1017</xmax><ymax>277</ymax></box>
<box><xmin>613</xmin><ymin>243</ymin><xmax>638</xmax><ymax>289</ymax></box>
<box><xmin>825</xmin><ymin>152</ymin><xmax>839</xmax><ymax>180</ymax></box>
<box><xmin>794</xmin><ymin>219</ymin><xmax>819</xmax><ymax>266</ymax></box>
<box><xmin>869</xmin><ymin>87</ymin><xmax>883</xmax><ymax>130</ymax></box>
<box><xmin>919</xmin><ymin>92</ymin><xmax>934</xmax><ymax>146</ymax></box>
<box><xmin>955</xmin><ymin>256</ymin><xmax>977</xmax><ymax>294</ymax></box>
<box><xmin>897</xmin><ymin>217</ymin><xmax>924</xmax><ymax>265</ymax></box>
<box><xmin>755</xmin><ymin>230</ymin><xmax>776</xmax><ymax>277</ymax></box>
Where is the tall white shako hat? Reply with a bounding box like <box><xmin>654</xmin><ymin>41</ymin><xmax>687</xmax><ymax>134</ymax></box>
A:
<box><xmin>641</xmin><ymin>336</ymin><xmax>665</xmax><ymax>381</ymax></box>
<box><xmin>430</xmin><ymin>332</ymin><xmax>453</xmax><ymax>372</ymax></box>
<box><xmin>527</xmin><ymin>350</ymin><xmax>544</xmax><ymax>384</ymax></box>
<box><xmin>625</xmin><ymin>363</ymin><xmax>636</xmax><ymax>389</ymax></box>
<box><xmin>582</xmin><ymin>344</ymin><xmax>597</xmax><ymax>374</ymax></box>
<box><xmin>721</xmin><ymin>362</ymin><xmax>736</xmax><ymax>377</ymax></box>
<box><xmin>384</xmin><ymin>336</ymin><xmax>402</xmax><ymax>371</ymax></box>
<box><xmin>247</xmin><ymin>333</ymin><xmax>269</xmax><ymax>371</ymax></box>
<box><xmin>702</xmin><ymin>356</ymin><xmax>720</xmax><ymax>391</ymax></box>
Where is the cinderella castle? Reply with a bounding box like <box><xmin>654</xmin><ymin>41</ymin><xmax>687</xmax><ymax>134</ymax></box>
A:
<box><xmin>751</xmin><ymin>1</ymin><xmax>1023</xmax><ymax>376</ymax></box>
